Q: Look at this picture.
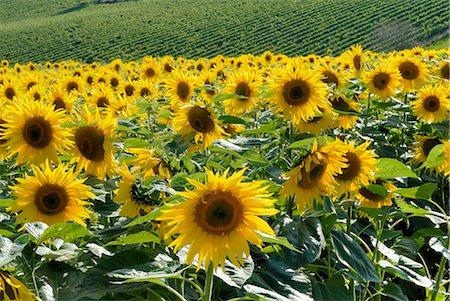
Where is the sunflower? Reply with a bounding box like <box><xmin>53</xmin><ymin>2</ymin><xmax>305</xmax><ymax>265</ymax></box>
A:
<box><xmin>26</xmin><ymin>83</ymin><xmax>47</xmax><ymax>101</ymax></box>
<box><xmin>356</xmin><ymin>180</ymin><xmax>397</xmax><ymax>209</ymax></box>
<box><xmin>119</xmin><ymin>80</ymin><xmax>137</xmax><ymax>98</ymax></box>
<box><xmin>281</xmin><ymin>139</ymin><xmax>348</xmax><ymax>211</ymax></box>
<box><xmin>0</xmin><ymin>102</ymin><xmax>8</xmax><ymax>161</ymax></box>
<box><xmin>412</xmin><ymin>84</ymin><xmax>449</xmax><ymax>123</ymax></box>
<box><xmin>134</xmin><ymin>79</ymin><xmax>154</xmax><ymax>99</ymax></box>
<box><xmin>435</xmin><ymin>61</ymin><xmax>449</xmax><ymax>81</ymax></box>
<box><xmin>114</xmin><ymin>164</ymin><xmax>162</xmax><ymax>217</ymax></box>
<box><xmin>127</xmin><ymin>148</ymin><xmax>171</xmax><ymax>179</ymax></box>
<box><xmin>411</xmin><ymin>136</ymin><xmax>443</xmax><ymax>164</ymax></box>
<box><xmin>330</xmin><ymin>94</ymin><xmax>361</xmax><ymax>129</ymax></box>
<box><xmin>0</xmin><ymin>79</ymin><xmax>19</xmax><ymax>101</ymax></box>
<box><xmin>59</xmin><ymin>75</ymin><xmax>84</xmax><ymax>95</ymax></box>
<box><xmin>222</xmin><ymin>68</ymin><xmax>262</xmax><ymax>115</ymax></box>
<box><xmin>1</xmin><ymin>98</ymin><xmax>72</xmax><ymax>165</ymax></box>
<box><xmin>294</xmin><ymin>107</ymin><xmax>337</xmax><ymax>135</ymax></box>
<box><xmin>47</xmin><ymin>83</ymin><xmax>77</xmax><ymax>111</ymax></box>
<box><xmin>0</xmin><ymin>271</ymin><xmax>35</xmax><ymax>301</ymax></box>
<box><xmin>7</xmin><ymin>161</ymin><xmax>93</xmax><ymax>226</ymax></box>
<box><xmin>334</xmin><ymin>141</ymin><xmax>378</xmax><ymax>198</ymax></box>
<box><xmin>268</xmin><ymin>65</ymin><xmax>329</xmax><ymax>124</ymax></box>
<box><xmin>165</xmin><ymin>70</ymin><xmax>198</xmax><ymax>108</ymax></box>
<box><xmin>172</xmin><ymin>104</ymin><xmax>225</xmax><ymax>150</ymax></box>
<box><xmin>89</xmin><ymin>84</ymin><xmax>115</xmax><ymax>109</ymax></box>
<box><xmin>107</xmin><ymin>95</ymin><xmax>139</xmax><ymax>119</ymax></box>
<box><xmin>363</xmin><ymin>63</ymin><xmax>401</xmax><ymax>100</ymax></box>
<box><xmin>140</xmin><ymin>58</ymin><xmax>160</xmax><ymax>81</ymax></box>
<box><xmin>157</xmin><ymin>168</ymin><xmax>278</xmax><ymax>270</ymax></box>
<box><xmin>19</xmin><ymin>71</ymin><xmax>43</xmax><ymax>92</ymax></box>
<box><xmin>314</xmin><ymin>61</ymin><xmax>347</xmax><ymax>90</ymax></box>
<box><xmin>340</xmin><ymin>44</ymin><xmax>364</xmax><ymax>77</ymax></box>
<box><xmin>443</xmin><ymin>141</ymin><xmax>450</xmax><ymax>177</ymax></box>
<box><xmin>393</xmin><ymin>55</ymin><xmax>429</xmax><ymax>92</ymax></box>
<box><xmin>70</xmin><ymin>106</ymin><xmax>117</xmax><ymax>178</ymax></box>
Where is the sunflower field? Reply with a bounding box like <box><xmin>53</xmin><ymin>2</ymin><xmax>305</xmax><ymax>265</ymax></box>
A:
<box><xmin>0</xmin><ymin>46</ymin><xmax>449</xmax><ymax>301</ymax></box>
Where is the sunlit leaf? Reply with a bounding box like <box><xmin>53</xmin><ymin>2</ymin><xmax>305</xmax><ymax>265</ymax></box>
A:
<box><xmin>375</xmin><ymin>158</ymin><xmax>418</xmax><ymax>179</ymax></box>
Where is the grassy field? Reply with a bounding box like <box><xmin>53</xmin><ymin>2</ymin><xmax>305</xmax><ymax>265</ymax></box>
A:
<box><xmin>0</xmin><ymin>0</ymin><xmax>448</xmax><ymax>63</ymax></box>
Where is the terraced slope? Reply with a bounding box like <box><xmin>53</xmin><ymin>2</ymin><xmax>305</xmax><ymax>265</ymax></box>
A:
<box><xmin>0</xmin><ymin>0</ymin><xmax>447</xmax><ymax>63</ymax></box>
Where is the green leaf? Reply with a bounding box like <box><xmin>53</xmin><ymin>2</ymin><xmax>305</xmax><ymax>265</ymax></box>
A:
<box><xmin>331</xmin><ymin>230</ymin><xmax>380</xmax><ymax>282</ymax></box>
<box><xmin>212</xmin><ymin>93</ymin><xmax>247</xmax><ymax>102</ymax></box>
<box><xmin>214</xmin><ymin>256</ymin><xmax>254</xmax><ymax>288</ymax></box>
<box><xmin>0</xmin><ymin>199</ymin><xmax>14</xmax><ymax>207</ymax></box>
<box><xmin>423</xmin><ymin>144</ymin><xmax>445</xmax><ymax>169</ymax></box>
<box><xmin>395</xmin><ymin>183</ymin><xmax>437</xmax><ymax>200</ymax></box>
<box><xmin>259</xmin><ymin>233</ymin><xmax>302</xmax><ymax>253</ymax></box>
<box><xmin>107</xmin><ymin>232</ymin><xmax>160</xmax><ymax>246</ymax></box>
<box><xmin>0</xmin><ymin>235</ymin><xmax>29</xmax><ymax>266</ymax></box>
<box><xmin>375</xmin><ymin>158</ymin><xmax>418</xmax><ymax>179</ymax></box>
<box><xmin>124</xmin><ymin>208</ymin><xmax>163</xmax><ymax>228</ymax></box>
<box><xmin>396</xmin><ymin>200</ymin><xmax>446</xmax><ymax>224</ymax></box>
<box><xmin>218</xmin><ymin>115</ymin><xmax>248</xmax><ymax>125</ymax></box>
<box><xmin>313</xmin><ymin>281</ymin><xmax>350</xmax><ymax>301</ymax></box>
<box><xmin>24</xmin><ymin>222</ymin><xmax>49</xmax><ymax>240</ymax></box>
<box><xmin>39</xmin><ymin>223</ymin><xmax>91</xmax><ymax>244</ymax></box>
<box><xmin>242</xmin><ymin>150</ymin><xmax>269</xmax><ymax>166</ymax></box>
<box><xmin>286</xmin><ymin>136</ymin><xmax>332</xmax><ymax>151</ymax></box>
<box><xmin>279</xmin><ymin>217</ymin><xmax>326</xmax><ymax>266</ymax></box>
<box><xmin>381</xmin><ymin>283</ymin><xmax>408</xmax><ymax>301</ymax></box>
<box><xmin>378</xmin><ymin>260</ymin><xmax>433</xmax><ymax>288</ymax></box>
<box><xmin>123</xmin><ymin>138</ymin><xmax>151</xmax><ymax>149</ymax></box>
<box><xmin>366</xmin><ymin>184</ymin><xmax>388</xmax><ymax>198</ymax></box>
<box><xmin>429</xmin><ymin>237</ymin><xmax>450</xmax><ymax>260</ymax></box>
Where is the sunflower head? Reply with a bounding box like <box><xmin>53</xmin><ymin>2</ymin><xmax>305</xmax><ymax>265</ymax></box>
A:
<box><xmin>281</xmin><ymin>139</ymin><xmax>348</xmax><ymax>210</ymax></box>
<box><xmin>70</xmin><ymin>107</ymin><xmax>117</xmax><ymax>178</ymax></box>
<box><xmin>1</xmin><ymin>98</ymin><xmax>72</xmax><ymax>165</ymax></box>
<box><xmin>7</xmin><ymin>161</ymin><xmax>94</xmax><ymax>226</ymax></box>
<box><xmin>363</xmin><ymin>63</ymin><xmax>402</xmax><ymax>100</ymax></box>
<box><xmin>412</xmin><ymin>84</ymin><xmax>450</xmax><ymax>124</ymax></box>
<box><xmin>393</xmin><ymin>55</ymin><xmax>429</xmax><ymax>92</ymax></box>
<box><xmin>158</xmin><ymin>168</ymin><xmax>277</xmax><ymax>270</ymax></box>
<box><xmin>172</xmin><ymin>104</ymin><xmax>225</xmax><ymax>149</ymax></box>
<box><xmin>269</xmin><ymin>66</ymin><xmax>329</xmax><ymax>123</ymax></box>
<box><xmin>356</xmin><ymin>180</ymin><xmax>396</xmax><ymax>209</ymax></box>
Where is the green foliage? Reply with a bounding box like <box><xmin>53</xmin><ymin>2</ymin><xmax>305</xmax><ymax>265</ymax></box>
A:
<box><xmin>0</xmin><ymin>0</ymin><xmax>448</xmax><ymax>63</ymax></box>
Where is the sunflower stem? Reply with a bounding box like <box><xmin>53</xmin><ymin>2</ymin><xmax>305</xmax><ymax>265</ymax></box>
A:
<box><xmin>346</xmin><ymin>206</ymin><xmax>355</xmax><ymax>301</ymax></box>
<box><xmin>203</xmin><ymin>263</ymin><xmax>214</xmax><ymax>301</ymax></box>
<box><xmin>365</xmin><ymin>93</ymin><xmax>371</xmax><ymax>125</ymax></box>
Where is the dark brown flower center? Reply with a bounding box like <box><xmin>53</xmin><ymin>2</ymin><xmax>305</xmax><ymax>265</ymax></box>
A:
<box><xmin>124</xmin><ymin>84</ymin><xmax>135</xmax><ymax>96</ymax></box>
<box><xmin>27</xmin><ymin>81</ymin><xmax>37</xmax><ymax>90</ymax></box>
<box><xmin>353</xmin><ymin>55</ymin><xmax>361</xmax><ymax>71</ymax></box>
<box><xmin>176</xmin><ymin>81</ymin><xmax>190</xmax><ymax>100</ymax></box>
<box><xmin>53</xmin><ymin>97</ymin><xmax>66</xmax><ymax>110</ymax></box>
<box><xmin>22</xmin><ymin>117</ymin><xmax>52</xmax><ymax>148</ymax></box>
<box><xmin>35</xmin><ymin>184</ymin><xmax>69</xmax><ymax>215</ymax></box>
<box><xmin>145</xmin><ymin>68</ymin><xmax>155</xmax><ymax>78</ymax></box>
<box><xmin>283</xmin><ymin>79</ymin><xmax>311</xmax><ymax>106</ymax></box>
<box><xmin>195</xmin><ymin>191</ymin><xmax>243</xmax><ymax>235</ymax></box>
<box><xmin>422</xmin><ymin>138</ymin><xmax>442</xmax><ymax>157</ymax></box>
<box><xmin>235</xmin><ymin>82</ymin><xmax>251</xmax><ymax>99</ymax></box>
<box><xmin>164</xmin><ymin>63</ymin><xmax>173</xmax><ymax>73</ymax></box>
<box><xmin>298</xmin><ymin>161</ymin><xmax>327</xmax><ymax>189</ymax></box>
<box><xmin>321</xmin><ymin>71</ymin><xmax>339</xmax><ymax>86</ymax></box>
<box><xmin>331</xmin><ymin>97</ymin><xmax>350</xmax><ymax>111</ymax></box>
<box><xmin>423</xmin><ymin>96</ymin><xmax>440</xmax><ymax>112</ymax></box>
<box><xmin>440</xmin><ymin>62</ymin><xmax>449</xmax><ymax>80</ymax></box>
<box><xmin>5</xmin><ymin>87</ymin><xmax>15</xmax><ymax>100</ymax></box>
<box><xmin>140</xmin><ymin>87</ymin><xmax>151</xmax><ymax>97</ymax></box>
<box><xmin>110</xmin><ymin>78</ymin><xmax>119</xmax><ymax>87</ymax></box>
<box><xmin>399</xmin><ymin>61</ymin><xmax>419</xmax><ymax>80</ymax></box>
<box><xmin>96</xmin><ymin>96</ymin><xmax>109</xmax><ymax>107</ymax></box>
<box><xmin>359</xmin><ymin>186</ymin><xmax>385</xmax><ymax>202</ymax></box>
<box><xmin>66</xmin><ymin>81</ymin><xmax>78</xmax><ymax>92</ymax></box>
<box><xmin>188</xmin><ymin>106</ymin><xmax>215</xmax><ymax>133</ymax></box>
<box><xmin>373</xmin><ymin>73</ymin><xmax>390</xmax><ymax>90</ymax></box>
<box><xmin>75</xmin><ymin>126</ymin><xmax>105</xmax><ymax>161</ymax></box>
<box><xmin>337</xmin><ymin>152</ymin><xmax>361</xmax><ymax>181</ymax></box>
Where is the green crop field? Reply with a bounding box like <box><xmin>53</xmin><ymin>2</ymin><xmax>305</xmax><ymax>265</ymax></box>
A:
<box><xmin>0</xmin><ymin>0</ymin><xmax>448</xmax><ymax>63</ymax></box>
